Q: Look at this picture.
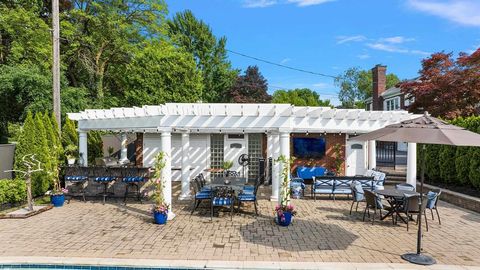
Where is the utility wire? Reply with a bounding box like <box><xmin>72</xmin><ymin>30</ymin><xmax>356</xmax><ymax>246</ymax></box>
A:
<box><xmin>227</xmin><ymin>49</ymin><xmax>339</xmax><ymax>79</ymax></box>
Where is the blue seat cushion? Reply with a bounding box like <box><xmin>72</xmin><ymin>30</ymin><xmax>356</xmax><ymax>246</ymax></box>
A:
<box><xmin>122</xmin><ymin>176</ymin><xmax>145</xmax><ymax>182</ymax></box>
<box><xmin>195</xmin><ymin>192</ymin><xmax>211</xmax><ymax>199</ymax></box>
<box><xmin>333</xmin><ymin>188</ymin><xmax>352</xmax><ymax>194</ymax></box>
<box><xmin>314</xmin><ymin>188</ymin><xmax>333</xmax><ymax>194</ymax></box>
<box><xmin>65</xmin><ymin>175</ymin><xmax>88</xmax><ymax>181</ymax></box>
<box><xmin>426</xmin><ymin>191</ymin><xmax>438</xmax><ymax>209</ymax></box>
<box><xmin>212</xmin><ymin>197</ymin><xmax>233</xmax><ymax>206</ymax></box>
<box><xmin>297</xmin><ymin>166</ymin><xmax>326</xmax><ymax>180</ymax></box>
<box><xmin>243</xmin><ymin>185</ymin><xmax>255</xmax><ymax>194</ymax></box>
<box><xmin>238</xmin><ymin>193</ymin><xmax>256</xmax><ymax>201</ymax></box>
<box><xmin>95</xmin><ymin>176</ymin><xmax>115</xmax><ymax>182</ymax></box>
<box><xmin>290</xmin><ymin>181</ymin><xmax>306</xmax><ymax>189</ymax></box>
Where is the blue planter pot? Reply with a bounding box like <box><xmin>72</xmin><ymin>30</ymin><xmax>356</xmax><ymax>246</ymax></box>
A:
<box><xmin>153</xmin><ymin>211</ymin><xmax>168</xmax><ymax>225</ymax></box>
<box><xmin>51</xmin><ymin>194</ymin><xmax>65</xmax><ymax>207</ymax></box>
<box><xmin>277</xmin><ymin>211</ymin><xmax>292</xmax><ymax>227</ymax></box>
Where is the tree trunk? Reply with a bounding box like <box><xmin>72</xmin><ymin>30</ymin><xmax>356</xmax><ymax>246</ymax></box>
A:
<box><xmin>26</xmin><ymin>175</ymin><xmax>33</xmax><ymax>211</ymax></box>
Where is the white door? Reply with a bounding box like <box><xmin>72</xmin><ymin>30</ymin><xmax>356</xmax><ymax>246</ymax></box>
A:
<box><xmin>224</xmin><ymin>134</ymin><xmax>247</xmax><ymax>174</ymax></box>
<box><xmin>346</xmin><ymin>140</ymin><xmax>367</xmax><ymax>176</ymax></box>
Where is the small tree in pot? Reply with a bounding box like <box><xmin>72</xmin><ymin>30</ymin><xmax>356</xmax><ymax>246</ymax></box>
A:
<box><xmin>274</xmin><ymin>155</ymin><xmax>297</xmax><ymax>226</ymax></box>
<box><xmin>149</xmin><ymin>152</ymin><xmax>169</xmax><ymax>224</ymax></box>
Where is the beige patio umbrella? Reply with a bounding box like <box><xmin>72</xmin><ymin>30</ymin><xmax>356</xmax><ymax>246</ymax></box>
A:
<box><xmin>352</xmin><ymin>112</ymin><xmax>480</xmax><ymax>265</ymax></box>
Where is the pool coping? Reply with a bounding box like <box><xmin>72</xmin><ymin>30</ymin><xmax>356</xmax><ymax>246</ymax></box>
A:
<box><xmin>0</xmin><ymin>256</ymin><xmax>479</xmax><ymax>270</ymax></box>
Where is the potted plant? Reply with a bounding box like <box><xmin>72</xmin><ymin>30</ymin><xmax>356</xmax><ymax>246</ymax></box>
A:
<box><xmin>222</xmin><ymin>160</ymin><xmax>234</xmax><ymax>176</ymax></box>
<box><xmin>65</xmin><ymin>144</ymin><xmax>78</xmax><ymax>165</ymax></box>
<box><xmin>274</xmin><ymin>155</ymin><xmax>297</xmax><ymax>226</ymax></box>
<box><xmin>149</xmin><ymin>152</ymin><xmax>169</xmax><ymax>225</ymax></box>
<box><xmin>48</xmin><ymin>164</ymin><xmax>68</xmax><ymax>207</ymax></box>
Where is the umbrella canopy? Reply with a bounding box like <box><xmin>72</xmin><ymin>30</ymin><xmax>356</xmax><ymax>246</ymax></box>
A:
<box><xmin>352</xmin><ymin>112</ymin><xmax>480</xmax><ymax>146</ymax></box>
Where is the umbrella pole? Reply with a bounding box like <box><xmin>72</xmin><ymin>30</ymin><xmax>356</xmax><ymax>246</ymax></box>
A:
<box><xmin>401</xmin><ymin>144</ymin><xmax>436</xmax><ymax>265</ymax></box>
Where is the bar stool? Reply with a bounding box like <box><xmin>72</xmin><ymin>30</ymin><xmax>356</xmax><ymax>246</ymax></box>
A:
<box><xmin>65</xmin><ymin>175</ymin><xmax>88</xmax><ymax>202</ymax></box>
<box><xmin>123</xmin><ymin>176</ymin><xmax>146</xmax><ymax>203</ymax></box>
<box><xmin>94</xmin><ymin>176</ymin><xmax>116</xmax><ymax>204</ymax></box>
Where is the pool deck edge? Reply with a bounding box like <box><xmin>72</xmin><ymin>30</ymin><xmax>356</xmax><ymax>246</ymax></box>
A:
<box><xmin>0</xmin><ymin>256</ymin><xmax>479</xmax><ymax>270</ymax></box>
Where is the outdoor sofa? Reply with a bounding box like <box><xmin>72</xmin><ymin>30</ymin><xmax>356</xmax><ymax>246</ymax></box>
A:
<box><xmin>312</xmin><ymin>169</ymin><xmax>386</xmax><ymax>201</ymax></box>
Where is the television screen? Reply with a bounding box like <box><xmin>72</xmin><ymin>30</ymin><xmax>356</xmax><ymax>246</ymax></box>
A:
<box><xmin>293</xmin><ymin>137</ymin><xmax>326</xmax><ymax>158</ymax></box>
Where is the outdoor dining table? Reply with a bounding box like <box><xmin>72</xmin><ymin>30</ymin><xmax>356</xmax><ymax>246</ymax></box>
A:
<box><xmin>376</xmin><ymin>188</ymin><xmax>419</xmax><ymax>223</ymax></box>
<box><xmin>209</xmin><ymin>177</ymin><xmax>248</xmax><ymax>191</ymax></box>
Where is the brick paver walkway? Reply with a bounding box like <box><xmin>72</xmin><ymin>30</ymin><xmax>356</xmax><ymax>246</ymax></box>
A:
<box><xmin>1</xmin><ymin>183</ymin><xmax>479</xmax><ymax>266</ymax></box>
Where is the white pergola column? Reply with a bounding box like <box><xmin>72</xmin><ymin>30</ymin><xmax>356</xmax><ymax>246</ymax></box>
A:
<box><xmin>120</xmin><ymin>132</ymin><xmax>128</xmax><ymax>161</ymax></box>
<box><xmin>78</xmin><ymin>130</ymin><xmax>88</xmax><ymax>166</ymax></box>
<box><xmin>406</xmin><ymin>142</ymin><xmax>417</xmax><ymax>187</ymax></box>
<box><xmin>279</xmin><ymin>131</ymin><xmax>291</xmax><ymax>203</ymax></box>
<box><xmin>270</xmin><ymin>133</ymin><xmax>280</xmax><ymax>201</ymax></box>
<box><xmin>161</xmin><ymin>131</ymin><xmax>175</xmax><ymax>220</ymax></box>
<box><xmin>179</xmin><ymin>132</ymin><xmax>191</xmax><ymax>200</ymax></box>
<box><xmin>368</xmin><ymin>140</ymin><xmax>376</xmax><ymax>170</ymax></box>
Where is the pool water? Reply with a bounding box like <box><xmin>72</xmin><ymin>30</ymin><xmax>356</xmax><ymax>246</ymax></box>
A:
<box><xmin>0</xmin><ymin>265</ymin><xmax>203</xmax><ymax>270</ymax></box>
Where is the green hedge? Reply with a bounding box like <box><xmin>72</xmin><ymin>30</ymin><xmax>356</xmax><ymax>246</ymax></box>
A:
<box><xmin>0</xmin><ymin>179</ymin><xmax>26</xmax><ymax>205</ymax></box>
<box><xmin>421</xmin><ymin>116</ymin><xmax>480</xmax><ymax>189</ymax></box>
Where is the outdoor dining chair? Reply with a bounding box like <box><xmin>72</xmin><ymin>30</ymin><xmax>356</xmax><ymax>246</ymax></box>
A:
<box><xmin>397</xmin><ymin>194</ymin><xmax>429</xmax><ymax>231</ymax></box>
<box><xmin>237</xmin><ymin>178</ymin><xmax>260</xmax><ymax>216</ymax></box>
<box><xmin>426</xmin><ymin>189</ymin><xmax>442</xmax><ymax>225</ymax></box>
<box><xmin>191</xmin><ymin>177</ymin><xmax>212</xmax><ymax>215</ymax></box>
<box><xmin>396</xmin><ymin>183</ymin><xmax>415</xmax><ymax>191</ymax></box>
<box><xmin>350</xmin><ymin>180</ymin><xmax>365</xmax><ymax>215</ymax></box>
<box><xmin>211</xmin><ymin>186</ymin><xmax>235</xmax><ymax>220</ymax></box>
<box><xmin>363</xmin><ymin>190</ymin><xmax>392</xmax><ymax>225</ymax></box>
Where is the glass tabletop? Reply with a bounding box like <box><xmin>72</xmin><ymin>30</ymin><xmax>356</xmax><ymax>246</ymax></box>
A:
<box><xmin>376</xmin><ymin>188</ymin><xmax>418</xmax><ymax>198</ymax></box>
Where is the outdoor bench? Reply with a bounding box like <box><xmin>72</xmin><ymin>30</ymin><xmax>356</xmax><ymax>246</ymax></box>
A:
<box><xmin>312</xmin><ymin>175</ymin><xmax>384</xmax><ymax>201</ymax></box>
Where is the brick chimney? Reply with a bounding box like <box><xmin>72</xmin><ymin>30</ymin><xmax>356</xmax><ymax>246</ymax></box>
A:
<box><xmin>371</xmin><ymin>64</ymin><xmax>387</xmax><ymax>110</ymax></box>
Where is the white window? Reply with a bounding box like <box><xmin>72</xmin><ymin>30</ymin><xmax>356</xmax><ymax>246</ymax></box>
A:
<box><xmin>384</xmin><ymin>97</ymin><xmax>401</xmax><ymax>111</ymax></box>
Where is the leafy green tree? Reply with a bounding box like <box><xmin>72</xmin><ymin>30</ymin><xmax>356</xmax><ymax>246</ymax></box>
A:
<box><xmin>455</xmin><ymin>146</ymin><xmax>471</xmax><ymax>185</ymax></box>
<box><xmin>469</xmin><ymin>148</ymin><xmax>480</xmax><ymax>188</ymax></box>
<box><xmin>62</xmin><ymin>117</ymin><xmax>78</xmax><ymax>151</ymax></box>
<box><xmin>88</xmin><ymin>131</ymin><xmax>103</xmax><ymax>164</ymax></box>
<box><xmin>63</xmin><ymin>0</ymin><xmax>167</xmax><ymax>103</ymax></box>
<box><xmin>272</xmin><ymin>88</ymin><xmax>331</xmax><ymax>107</ymax></box>
<box><xmin>123</xmin><ymin>41</ymin><xmax>203</xmax><ymax>106</ymax></box>
<box><xmin>425</xmin><ymin>144</ymin><xmax>440</xmax><ymax>181</ymax></box>
<box><xmin>167</xmin><ymin>10</ymin><xmax>238</xmax><ymax>102</ymax></box>
<box><xmin>228</xmin><ymin>66</ymin><xmax>271</xmax><ymax>103</ymax></box>
<box><xmin>335</xmin><ymin>67</ymin><xmax>400</xmax><ymax>108</ymax></box>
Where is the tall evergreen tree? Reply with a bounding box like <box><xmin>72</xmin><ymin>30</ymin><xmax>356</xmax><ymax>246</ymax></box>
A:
<box><xmin>62</xmin><ymin>117</ymin><xmax>78</xmax><ymax>149</ymax></box>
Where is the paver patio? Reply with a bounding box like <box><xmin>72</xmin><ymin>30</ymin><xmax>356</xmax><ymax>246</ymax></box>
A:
<box><xmin>1</xmin><ymin>183</ymin><xmax>479</xmax><ymax>266</ymax></box>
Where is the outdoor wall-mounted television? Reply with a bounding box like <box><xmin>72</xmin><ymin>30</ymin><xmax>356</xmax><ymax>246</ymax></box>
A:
<box><xmin>292</xmin><ymin>137</ymin><xmax>326</xmax><ymax>159</ymax></box>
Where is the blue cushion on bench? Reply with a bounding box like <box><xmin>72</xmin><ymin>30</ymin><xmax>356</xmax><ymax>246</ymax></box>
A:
<box><xmin>65</xmin><ymin>176</ymin><xmax>88</xmax><ymax>181</ymax></box>
<box><xmin>297</xmin><ymin>166</ymin><xmax>326</xmax><ymax>180</ymax></box>
<box><xmin>195</xmin><ymin>192</ymin><xmax>211</xmax><ymax>199</ymax></box>
<box><xmin>238</xmin><ymin>193</ymin><xmax>256</xmax><ymax>201</ymax></box>
<box><xmin>122</xmin><ymin>176</ymin><xmax>144</xmax><ymax>182</ymax></box>
<box><xmin>95</xmin><ymin>176</ymin><xmax>115</xmax><ymax>182</ymax></box>
<box><xmin>212</xmin><ymin>197</ymin><xmax>233</xmax><ymax>206</ymax></box>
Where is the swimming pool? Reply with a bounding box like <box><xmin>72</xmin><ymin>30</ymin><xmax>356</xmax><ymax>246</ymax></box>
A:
<box><xmin>0</xmin><ymin>265</ymin><xmax>203</xmax><ymax>270</ymax></box>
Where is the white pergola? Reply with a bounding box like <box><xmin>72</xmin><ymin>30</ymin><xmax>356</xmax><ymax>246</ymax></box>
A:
<box><xmin>69</xmin><ymin>103</ymin><xmax>420</xmax><ymax>219</ymax></box>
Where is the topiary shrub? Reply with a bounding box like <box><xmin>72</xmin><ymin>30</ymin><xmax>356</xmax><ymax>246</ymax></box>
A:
<box><xmin>469</xmin><ymin>148</ymin><xmax>480</xmax><ymax>189</ymax></box>
<box><xmin>0</xmin><ymin>179</ymin><xmax>26</xmax><ymax>205</ymax></box>
<box><xmin>439</xmin><ymin>145</ymin><xmax>456</xmax><ymax>183</ymax></box>
<box><xmin>425</xmin><ymin>144</ymin><xmax>441</xmax><ymax>181</ymax></box>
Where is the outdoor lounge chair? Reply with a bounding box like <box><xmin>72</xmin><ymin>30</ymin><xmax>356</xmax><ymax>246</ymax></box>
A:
<box><xmin>191</xmin><ymin>177</ymin><xmax>212</xmax><ymax>214</ymax></box>
<box><xmin>237</xmin><ymin>178</ymin><xmax>260</xmax><ymax>216</ymax></box>
<box><xmin>426</xmin><ymin>189</ymin><xmax>442</xmax><ymax>225</ymax></box>
<box><xmin>349</xmin><ymin>180</ymin><xmax>365</xmax><ymax>215</ymax></box>
<box><xmin>211</xmin><ymin>186</ymin><xmax>235</xmax><ymax>220</ymax></box>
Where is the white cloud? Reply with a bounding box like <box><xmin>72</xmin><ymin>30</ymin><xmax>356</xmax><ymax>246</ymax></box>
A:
<box><xmin>280</xmin><ymin>58</ymin><xmax>291</xmax><ymax>64</ymax></box>
<box><xmin>379</xmin><ymin>36</ymin><xmax>415</xmax><ymax>44</ymax></box>
<box><xmin>287</xmin><ymin>0</ymin><xmax>335</xmax><ymax>7</ymax></box>
<box><xmin>243</xmin><ymin>0</ymin><xmax>334</xmax><ymax>8</ymax></box>
<box><xmin>243</xmin><ymin>0</ymin><xmax>277</xmax><ymax>8</ymax></box>
<box><xmin>336</xmin><ymin>35</ymin><xmax>367</xmax><ymax>44</ymax></box>
<box><xmin>407</xmin><ymin>0</ymin><xmax>480</xmax><ymax>27</ymax></box>
<box><xmin>410</xmin><ymin>49</ymin><xmax>431</xmax><ymax>56</ymax></box>
<box><xmin>357</xmin><ymin>53</ymin><xmax>370</xmax><ymax>59</ymax></box>
<box><xmin>367</xmin><ymin>43</ymin><xmax>408</xmax><ymax>53</ymax></box>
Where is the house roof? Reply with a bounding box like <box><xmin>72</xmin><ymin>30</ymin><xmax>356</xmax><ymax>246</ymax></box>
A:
<box><xmin>68</xmin><ymin>103</ymin><xmax>420</xmax><ymax>134</ymax></box>
<box><xmin>365</xmin><ymin>86</ymin><xmax>403</xmax><ymax>103</ymax></box>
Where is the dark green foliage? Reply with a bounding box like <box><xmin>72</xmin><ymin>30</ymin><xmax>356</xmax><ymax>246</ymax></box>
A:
<box><xmin>439</xmin><ymin>145</ymin><xmax>456</xmax><ymax>183</ymax></box>
<box><xmin>88</xmin><ymin>131</ymin><xmax>103</xmax><ymax>164</ymax></box>
<box><xmin>455</xmin><ymin>147</ymin><xmax>470</xmax><ymax>184</ymax></box>
<box><xmin>469</xmin><ymin>148</ymin><xmax>480</xmax><ymax>188</ymax></box>
<box><xmin>0</xmin><ymin>179</ymin><xmax>26</xmax><ymax>205</ymax></box>
<box><xmin>424</xmin><ymin>144</ymin><xmax>440</xmax><ymax>181</ymax></box>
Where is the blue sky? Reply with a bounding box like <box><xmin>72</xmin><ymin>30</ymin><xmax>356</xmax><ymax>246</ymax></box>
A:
<box><xmin>166</xmin><ymin>0</ymin><xmax>480</xmax><ymax>105</ymax></box>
